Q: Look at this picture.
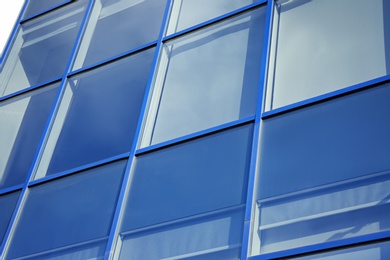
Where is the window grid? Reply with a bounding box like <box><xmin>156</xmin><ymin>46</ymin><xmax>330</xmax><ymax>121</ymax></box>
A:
<box><xmin>0</xmin><ymin>0</ymin><xmax>389</xmax><ymax>259</ymax></box>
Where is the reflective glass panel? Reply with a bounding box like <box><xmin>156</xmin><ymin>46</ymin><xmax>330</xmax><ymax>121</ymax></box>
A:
<box><xmin>35</xmin><ymin>49</ymin><xmax>154</xmax><ymax>178</ymax></box>
<box><xmin>73</xmin><ymin>0</ymin><xmax>167</xmax><ymax>70</ymax></box>
<box><xmin>166</xmin><ymin>0</ymin><xmax>257</xmax><ymax>35</ymax></box>
<box><xmin>23</xmin><ymin>0</ymin><xmax>70</xmax><ymax>18</ymax></box>
<box><xmin>255</xmin><ymin>173</ymin><xmax>390</xmax><ymax>254</ymax></box>
<box><xmin>5</xmin><ymin>160</ymin><xmax>126</xmax><ymax>260</ymax></box>
<box><xmin>0</xmin><ymin>84</ymin><xmax>59</xmax><ymax>190</ymax></box>
<box><xmin>141</xmin><ymin>7</ymin><xmax>265</xmax><ymax>147</ymax></box>
<box><xmin>119</xmin><ymin>208</ymin><xmax>245</xmax><ymax>260</ymax></box>
<box><xmin>252</xmin><ymin>83</ymin><xmax>390</xmax><ymax>254</ymax></box>
<box><xmin>266</xmin><ymin>0</ymin><xmax>390</xmax><ymax>110</ymax></box>
<box><xmin>118</xmin><ymin>124</ymin><xmax>253</xmax><ymax>259</ymax></box>
<box><xmin>288</xmin><ymin>240</ymin><xmax>390</xmax><ymax>260</ymax></box>
<box><xmin>0</xmin><ymin>191</ymin><xmax>20</xmax><ymax>246</ymax></box>
<box><xmin>259</xmin><ymin>83</ymin><xmax>390</xmax><ymax>199</ymax></box>
<box><xmin>0</xmin><ymin>1</ymin><xmax>87</xmax><ymax>97</ymax></box>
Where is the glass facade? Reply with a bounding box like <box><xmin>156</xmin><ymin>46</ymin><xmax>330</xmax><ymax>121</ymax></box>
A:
<box><xmin>0</xmin><ymin>0</ymin><xmax>389</xmax><ymax>259</ymax></box>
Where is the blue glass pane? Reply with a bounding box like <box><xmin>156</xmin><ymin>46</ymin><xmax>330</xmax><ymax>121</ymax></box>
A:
<box><xmin>5</xmin><ymin>160</ymin><xmax>126</xmax><ymax>260</ymax></box>
<box><xmin>267</xmin><ymin>0</ymin><xmax>390</xmax><ymax>110</ymax></box>
<box><xmin>257</xmin><ymin>172</ymin><xmax>390</xmax><ymax>253</ymax></box>
<box><xmin>141</xmin><ymin>7</ymin><xmax>265</xmax><ymax>146</ymax></box>
<box><xmin>0</xmin><ymin>1</ymin><xmax>87</xmax><ymax>96</ymax></box>
<box><xmin>73</xmin><ymin>0</ymin><xmax>167</xmax><ymax>69</ymax></box>
<box><xmin>0</xmin><ymin>191</ymin><xmax>20</xmax><ymax>246</ymax></box>
<box><xmin>119</xmin><ymin>124</ymin><xmax>253</xmax><ymax>259</ymax></box>
<box><xmin>23</xmin><ymin>0</ymin><xmax>70</xmax><ymax>18</ymax></box>
<box><xmin>0</xmin><ymin>84</ymin><xmax>59</xmax><ymax>190</ymax></box>
<box><xmin>259</xmin><ymin>83</ymin><xmax>390</xmax><ymax>199</ymax></box>
<box><xmin>122</xmin><ymin>124</ymin><xmax>253</xmax><ymax>231</ymax></box>
<box><xmin>35</xmin><ymin>49</ymin><xmax>154</xmax><ymax>178</ymax></box>
<box><xmin>254</xmin><ymin>83</ymin><xmax>390</xmax><ymax>253</ymax></box>
<box><xmin>119</xmin><ymin>207</ymin><xmax>245</xmax><ymax>259</ymax></box>
<box><xmin>289</xmin><ymin>240</ymin><xmax>390</xmax><ymax>260</ymax></box>
<box><xmin>166</xmin><ymin>0</ymin><xmax>257</xmax><ymax>35</ymax></box>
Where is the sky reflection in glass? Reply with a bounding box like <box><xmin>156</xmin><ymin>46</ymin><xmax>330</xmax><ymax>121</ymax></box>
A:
<box><xmin>0</xmin><ymin>1</ymin><xmax>86</xmax><ymax>96</ymax></box>
<box><xmin>267</xmin><ymin>0</ymin><xmax>390</xmax><ymax>110</ymax></box>
<box><xmin>166</xmin><ymin>0</ymin><xmax>257</xmax><ymax>35</ymax></box>
<box><xmin>142</xmin><ymin>7</ymin><xmax>265</xmax><ymax>146</ymax></box>
<box><xmin>73</xmin><ymin>0</ymin><xmax>167</xmax><ymax>69</ymax></box>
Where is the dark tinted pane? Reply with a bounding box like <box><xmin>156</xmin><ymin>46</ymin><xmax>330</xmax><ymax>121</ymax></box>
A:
<box><xmin>6</xmin><ymin>160</ymin><xmax>126</xmax><ymax>259</ymax></box>
<box><xmin>23</xmin><ymin>0</ymin><xmax>70</xmax><ymax>18</ymax></box>
<box><xmin>119</xmin><ymin>124</ymin><xmax>253</xmax><ymax>259</ymax></box>
<box><xmin>73</xmin><ymin>0</ymin><xmax>166</xmax><ymax>69</ymax></box>
<box><xmin>259</xmin><ymin>83</ymin><xmax>390</xmax><ymax>199</ymax></box>
<box><xmin>122</xmin><ymin>124</ymin><xmax>253</xmax><ymax>230</ymax></box>
<box><xmin>35</xmin><ymin>49</ymin><xmax>154</xmax><ymax>178</ymax></box>
<box><xmin>0</xmin><ymin>1</ymin><xmax>86</xmax><ymax>96</ymax></box>
<box><xmin>0</xmin><ymin>191</ymin><xmax>20</xmax><ymax>246</ymax></box>
<box><xmin>0</xmin><ymin>84</ymin><xmax>59</xmax><ymax>190</ymax></box>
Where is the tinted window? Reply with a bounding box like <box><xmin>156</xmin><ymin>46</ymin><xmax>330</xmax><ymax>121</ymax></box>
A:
<box><xmin>73</xmin><ymin>0</ymin><xmax>167</xmax><ymax>69</ymax></box>
<box><xmin>0</xmin><ymin>84</ymin><xmax>59</xmax><ymax>190</ymax></box>
<box><xmin>166</xmin><ymin>0</ymin><xmax>257</xmax><ymax>35</ymax></box>
<box><xmin>6</xmin><ymin>160</ymin><xmax>126</xmax><ymax>259</ymax></box>
<box><xmin>0</xmin><ymin>191</ymin><xmax>20</xmax><ymax>246</ymax></box>
<box><xmin>35</xmin><ymin>49</ymin><xmax>154</xmax><ymax>178</ymax></box>
<box><xmin>266</xmin><ymin>0</ymin><xmax>390</xmax><ymax>110</ymax></box>
<box><xmin>118</xmin><ymin>124</ymin><xmax>253</xmax><ymax>259</ymax></box>
<box><xmin>0</xmin><ymin>1</ymin><xmax>87</xmax><ymax>96</ymax></box>
<box><xmin>141</xmin><ymin>7</ymin><xmax>265</xmax><ymax>146</ymax></box>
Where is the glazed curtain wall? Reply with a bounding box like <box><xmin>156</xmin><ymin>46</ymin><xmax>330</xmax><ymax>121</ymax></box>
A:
<box><xmin>1</xmin><ymin>0</ymin><xmax>390</xmax><ymax>259</ymax></box>
<box><xmin>0</xmin><ymin>1</ymin><xmax>266</xmax><ymax>259</ymax></box>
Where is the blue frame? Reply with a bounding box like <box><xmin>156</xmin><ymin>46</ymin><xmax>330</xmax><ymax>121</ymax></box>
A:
<box><xmin>1</xmin><ymin>0</ymin><xmax>390</xmax><ymax>259</ymax></box>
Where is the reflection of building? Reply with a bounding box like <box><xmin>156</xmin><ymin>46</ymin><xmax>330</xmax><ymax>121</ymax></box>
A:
<box><xmin>0</xmin><ymin>0</ymin><xmax>389</xmax><ymax>259</ymax></box>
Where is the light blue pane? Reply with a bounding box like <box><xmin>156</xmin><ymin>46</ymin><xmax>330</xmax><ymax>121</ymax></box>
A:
<box><xmin>121</xmin><ymin>123</ymin><xmax>253</xmax><ymax>230</ymax></box>
<box><xmin>143</xmin><ymin>7</ymin><xmax>265</xmax><ymax>146</ymax></box>
<box><xmin>0</xmin><ymin>1</ymin><xmax>87</xmax><ymax>96</ymax></box>
<box><xmin>258</xmin><ymin>172</ymin><xmax>390</xmax><ymax>253</ymax></box>
<box><xmin>259</xmin><ymin>83</ymin><xmax>390</xmax><ymax>199</ymax></box>
<box><xmin>0</xmin><ymin>83</ymin><xmax>59</xmax><ymax>190</ymax></box>
<box><xmin>36</xmin><ymin>49</ymin><xmax>154</xmax><ymax>177</ymax></box>
<box><xmin>267</xmin><ymin>0</ymin><xmax>390</xmax><ymax>109</ymax></box>
<box><xmin>288</xmin><ymin>240</ymin><xmax>390</xmax><ymax>260</ymax></box>
<box><xmin>119</xmin><ymin>207</ymin><xmax>244</xmax><ymax>259</ymax></box>
<box><xmin>73</xmin><ymin>0</ymin><xmax>167</xmax><ymax>69</ymax></box>
<box><xmin>0</xmin><ymin>191</ymin><xmax>20</xmax><ymax>246</ymax></box>
<box><xmin>5</xmin><ymin>160</ymin><xmax>126</xmax><ymax>260</ymax></box>
<box><xmin>23</xmin><ymin>0</ymin><xmax>70</xmax><ymax>18</ymax></box>
<box><xmin>166</xmin><ymin>0</ymin><xmax>257</xmax><ymax>35</ymax></box>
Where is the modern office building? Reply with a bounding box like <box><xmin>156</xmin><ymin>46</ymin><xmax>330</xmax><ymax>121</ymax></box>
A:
<box><xmin>0</xmin><ymin>0</ymin><xmax>389</xmax><ymax>259</ymax></box>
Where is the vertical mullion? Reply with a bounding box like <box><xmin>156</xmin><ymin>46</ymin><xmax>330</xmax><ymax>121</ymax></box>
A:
<box><xmin>103</xmin><ymin>1</ymin><xmax>173</xmax><ymax>259</ymax></box>
<box><xmin>241</xmin><ymin>0</ymin><xmax>275</xmax><ymax>259</ymax></box>
<box><xmin>0</xmin><ymin>0</ymin><xmax>95</xmax><ymax>258</ymax></box>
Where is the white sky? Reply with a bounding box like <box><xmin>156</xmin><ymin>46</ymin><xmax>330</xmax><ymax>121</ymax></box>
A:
<box><xmin>0</xmin><ymin>0</ymin><xmax>25</xmax><ymax>56</ymax></box>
